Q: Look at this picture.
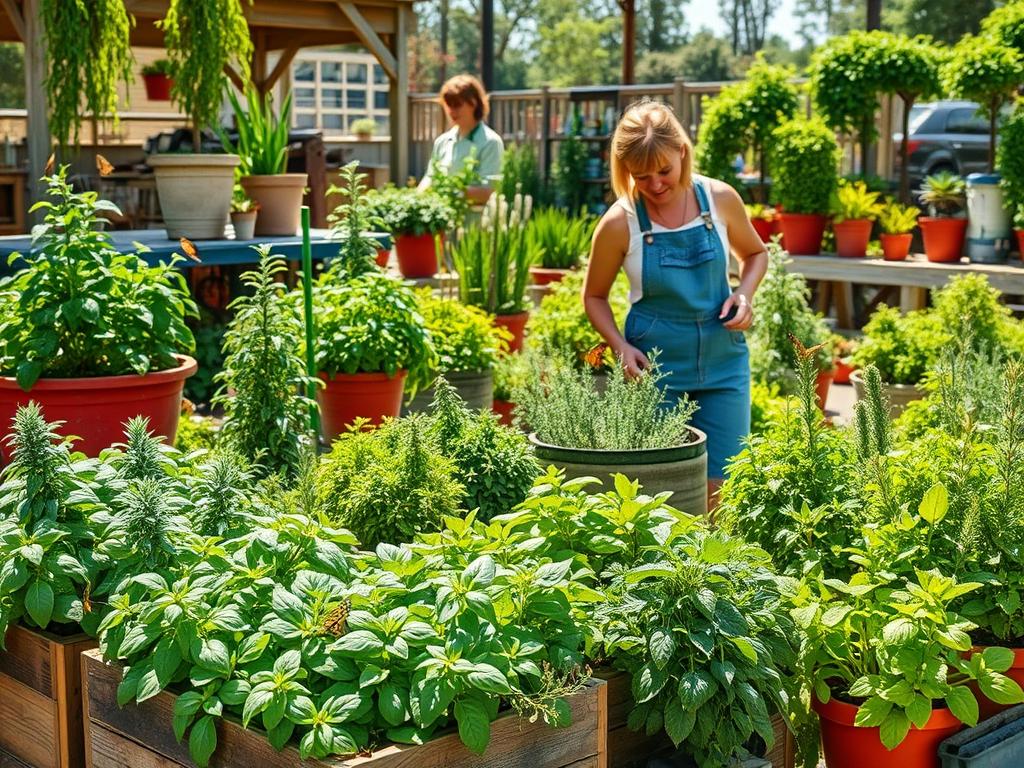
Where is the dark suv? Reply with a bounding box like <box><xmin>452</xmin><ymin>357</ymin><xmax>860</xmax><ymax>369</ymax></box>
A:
<box><xmin>897</xmin><ymin>100</ymin><xmax>997</xmax><ymax>188</ymax></box>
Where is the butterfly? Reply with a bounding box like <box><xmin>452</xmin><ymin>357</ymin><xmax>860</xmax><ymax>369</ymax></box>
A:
<box><xmin>44</xmin><ymin>153</ymin><xmax>55</xmax><ymax>176</ymax></box>
<box><xmin>179</xmin><ymin>237</ymin><xmax>201</xmax><ymax>263</ymax></box>
<box><xmin>82</xmin><ymin>582</ymin><xmax>92</xmax><ymax>614</ymax></box>
<box><xmin>787</xmin><ymin>331</ymin><xmax>825</xmax><ymax>362</ymax></box>
<box><xmin>95</xmin><ymin>154</ymin><xmax>114</xmax><ymax>177</ymax></box>
<box><xmin>321</xmin><ymin>598</ymin><xmax>352</xmax><ymax>638</ymax></box>
<box><xmin>584</xmin><ymin>342</ymin><xmax>610</xmax><ymax>370</ymax></box>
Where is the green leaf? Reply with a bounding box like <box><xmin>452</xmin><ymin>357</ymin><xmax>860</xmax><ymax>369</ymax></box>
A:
<box><xmin>945</xmin><ymin>686</ymin><xmax>979</xmax><ymax>727</ymax></box>
<box><xmin>906</xmin><ymin>695</ymin><xmax>932</xmax><ymax>730</ymax></box>
<box><xmin>136</xmin><ymin>668</ymin><xmax>163</xmax><ymax>703</ymax></box>
<box><xmin>466</xmin><ymin>664</ymin><xmax>512</xmax><ymax>694</ymax></box>
<box><xmin>632</xmin><ymin>662</ymin><xmax>668</xmax><ymax>704</ymax></box>
<box><xmin>730</xmin><ymin>636</ymin><xmax>759</xmax><ymax>663</ymax></box>
<box><xmin>978</xmin><ymin>673</ymin><xmax>1024</xmax><ymax>706</ymax></box>
<box><xmin>854</xmin><ymin>696</ymin><xmax>892</xmax><ymax>728</ymax></box>
<box><xmin>649</xmin><ymin>628</ymin><xmax>675</xmax><ymax>669</ymax></box>
<box><xmin>454</xmin><ymin>698</ymin><xmax>491</xmax><ymax>754</ymax></box>
<box><xmin>663</xmin><ymin>696</ymin><xmax>696</xmax><ymax>746</ymax></box>
<box><xmin>242</xmin><ymin>688</ymin><xmax>273</xmax><ymax>727</ymax></box>
<box><xmin>880</xmin><ymin>680</ymin><xmax>915</xmax><ymax>707</ymax></box>
<box><xmin>378</xmin><ymin>683</ymin><xmax>407</xmax><ymax>726</ymax></box>
<box><xmin>334</xmin><ymin>630</ymin><xmax>384</xmax><ymax>656</ymax></box>
<box><xmin>918</xmin><ymin>482</ymin><xmax>948</xmax><ymax>525</ymax></box>
<box><xmin>534</xmin><ymin>560</ymin><xmax>572</xmax><ymax>587</ymax></box>
<box><xmin>982</xmin><ymin>647</ymin><xmax>1016</xmax><ymax>674</ymax></box>
<box><xmin>198</xmin><ymin>639</ymin><xmax>231</xmax><ymax>677</ymax></box>
<box><xmin>218</xmin><ymin>679</ymin><xmax>250</xmax><ymax>706</ymax></box>
<box><xmin>188</xmin><ymin>715</ymin><xmax>218</xmax><ymax>767</ymax></box>
<box><xmin>236</xmin><ymin>632</ymin><xmax>269</xmax><ymax>664</ymax></box>
<box><xmin>677</xmin><ymin>670</ymin><xmax>715</xmax><ymax>709</ymax></box>
<box><xmin>882</xmin><ymin>618</ymin><xmax>916</xmax><ymax>645</ymax></box>
<box><xmin>173</xmin><ymin>691</ymin><xmax>203</xmax><ymax>742</ymax></box>
<box><xmin>879</xmin><ymin>710</ymin><xmax>911</xmax><ymax>750</ymax></box>
<box><xmin>25</xmin><ymin>580</ymin><xmax>54</xmax><ymax>629</ymax></box>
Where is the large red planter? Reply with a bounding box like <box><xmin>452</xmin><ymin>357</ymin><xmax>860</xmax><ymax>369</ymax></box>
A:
<box><xmin>394</xmin><ymin>233</ymin><xmax>441</xmax><ymax>278</ymax></box>
<box><xmin>142</xmin><ymin>73</ymin><xmax>173</xmax><ymax>101</ymax></box>
<box><xmin>494</xmin><ymin>311</ymin><xmax>529</xmax><ymax>353</ymax></box>
<box><xmin>881</xmin><ymin>233</ymin><xmax>913</xmax><ymax>261</ymax></box>
<box><xmin>492</xmin><ymin>398</ymin><xmax>515</xmax><ymax>426</ymax></box>
<box><xmin>751</xmin><ymin>218</ymin><xmax>775</xmax><ymax>244</ymax></box>
<box><xmin>969</xmin><ymin>647</ymin><xmax>1024</xmax><ymax>721</ymax></box>
<box><xmin>919</xmin><ymin>217</ymin><xmax>967</xmax><ymax>263</ymax></box>
<box><xmin>317</xmin><ymin>370</ymin><xmax>406</xmax><ymax>444</ymax></box>
<box><xmin>815</xmin><ymin>369</ymin><xmax>834</xmax><ymax>412</ymax></box>
<box><xmin>833</xmin><ymin>219</ymin><xmax>873</xmax><ymax>258</ymax></box>
<box><xmin>779</xmin><ymin>213</ymin><xmax>828</xmax><ymax>255</ymax></box>
<box><xmin>529</xmin><ymin>267</ymin><xmax>572</xmax><ymax>286</ymax></box>
<box><xmin>814</xmin><ymin>695</ymin><xmax>962</xmax><ymax>768</ymax></box>
<box><xmin>0</xmin><ymin>355</ymin><xmax>197</xmax><ymax>461</ymax></box>
<box><xmin>834</xmin><ymin>359</ymin><xmax>856</xmax><ymax>385</ymax></box>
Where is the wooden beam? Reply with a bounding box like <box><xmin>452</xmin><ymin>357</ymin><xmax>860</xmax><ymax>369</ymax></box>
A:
<box><xmin>0</xmin><ymin>0</ymin><xmax>25</xmax><ymax>41</ymax></box>
<box><xmin>224</xmin><ymin>64</ymin><xmax>246</xmax><ymax>94</ymax></box>
<box><xmin>389</xmin><ymin>3</ymin><xmax>409</xmax><ymax>183</ymax></box>
<box><xmin>334</xmin><ymin>1</ymin><xmax>397</xmax><ymax>80</ymax></box>
<box><xmin>24</xmin><ymin>0</ymin><xmax>49</xmax><ymax>222</ymax></box>
<box><xmin>252</xmin><ymin>28</ymin><xmax>268</xmax><ymax>90</ymax></box>
<box><xmin>261</xmin><ymin>45</ymin><xmax>300</xmax><ymax>95</ymax></box>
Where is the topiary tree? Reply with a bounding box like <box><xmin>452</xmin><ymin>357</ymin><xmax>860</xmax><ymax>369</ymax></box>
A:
<box><xmin>983</xmin><ymin>1</ymin><xmax>1024</xmax><ymax>56</ymax></box>
<box><xmin>997</xmin><ymin>104</ymin><xmax>1024</xmax><ymax>226</ymax></box>
<box><xmin>159</xmin><ymin>0</ymin><xmax>253</xmax><ymax>151</ymax></box>
<box><xmin>942</xmin><ymin>35</ymin><xmax>1024</xmax><ymax>172</ymax></box>
<box><xmin>694</xmin><ymin>88</ymin><xmax>748</xmax><ymax>190</ymax></box>
<box><xmin>767</xmin><ymin>117</ymin><xmax>840</xmax><ymax>215</ymax></box>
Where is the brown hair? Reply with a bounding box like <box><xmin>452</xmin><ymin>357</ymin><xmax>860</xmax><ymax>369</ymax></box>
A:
<box><xmin>610</xmin><ymin>100</ymin><xmax>694</xmax><ymax>200</ymax></box>
<box><xmin>439</xmin><ymin>74</ymin><xmax>489</xmax><ymax>121</ymax></box>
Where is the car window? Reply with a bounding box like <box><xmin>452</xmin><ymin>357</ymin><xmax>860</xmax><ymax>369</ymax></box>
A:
<box><xmin>945</xmin><ymin>108</ymin><xmax>989</xmax><ymax>134</ymax></box>
<box><xmin>908</xmin><ymin>106</ymin><xmax>931</xmax><ymax>133</ymax></box>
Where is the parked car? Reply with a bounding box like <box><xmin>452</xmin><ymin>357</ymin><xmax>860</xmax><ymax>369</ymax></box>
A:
<box><xmin>895</xmin><ymin>100</ymin><xmax>1001</xmax><ymax>189</ymax></box>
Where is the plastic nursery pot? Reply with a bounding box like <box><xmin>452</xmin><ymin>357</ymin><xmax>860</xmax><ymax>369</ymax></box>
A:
<box><xmin>815</xmin><ymin>368</ymin><xmax>834</xmax><ymax>412</ymax></box>
<box><xmin>751</xmin><ymin>217</ymin><xmax>775</xmax><ymax>244</ymax></box>
<box><xmin>881</xmin><ymin>232</ymin><xmax>913</xmax><ymax>261</ymax></box>
<box><xmin>969</xmin><ymin>647</ymin><xmax>1024</xmax><ymax>721</ymax></box>
<box><xmin>814</xmin><ymin>695</ymin><xmax>963</xmax><ymax>768</ymax></box>
<box><xmin>317</xmin><ymin>370</ymin><xmax>407</xmax><ymax>444</ymax></box>
<box><xmin>230</xmin><ymin>210</ymin><xmax>257</xmax><ymax>241</ymax></box>
<box><xmin>779</xmin><ymin>212</ymin><xmax>828</xmax><ymax>256</ymax></box>
<box><xmin>919</xmin><ymin>217</ymin><xmax>968</xmax><ymax>263</ymax></box>
<box><xmin>833</xmin><ymin>219</ymin><xmax>873</xmax><ymax>258</ymax></box>
<box><xmin>0</xmin><ymin>355</ymin><xmax>197</xmax><ymax>461</ymax></box>
<box><xmin>529</xmin><ymin>266</ymin><xmax>572</xmax><ymax>286</ymax></box>
<box><xmin>375</xmin><ymin>248</ymin><xmax>391</xmax><ymax>268</ymax></box>
<box><xmin>394</xmin><ymin>233</ymin><xmax>442</xmax><ymax>278</ymax></box>
<box><xmin>494</xmin><ymin>311</ymin><xmax>529</xmax><ymax>354</ymax></box>
<box><xmin>142</xmin><ymin>73</ymin><xmax>172</xmax><ymax>101</ymax></box>
<box><xmin>833</xmin><ymin>359</ymin><xmax>856</xmax><ymax>385</ymax></box>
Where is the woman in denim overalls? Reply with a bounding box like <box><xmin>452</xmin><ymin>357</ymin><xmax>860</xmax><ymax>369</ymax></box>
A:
<box><xmin>584</xmin><ymin>101</ymin><xmax>768</xmax><ymax>496</ymax></box>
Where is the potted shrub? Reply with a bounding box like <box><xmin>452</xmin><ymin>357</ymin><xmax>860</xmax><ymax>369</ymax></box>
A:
<box><xmin>328</xmin><ymin>162</ymin><xmax>391</xmax><ymax>268</ymax></box>
<box><xmin>512</xmin><ymin>353</ymin><xmax>708</xmax><ymax>516</ymax></box>
<box><xmin>917</xmin><ymin>171</ymin><xmax>967</xmax><ymax>263</ymax></box>
<box><xmin>453</xmin><ymin>193</ymin><xmax>539</xmax><ymax>352</ymax></box>
<box><xmin>369</xmin><ymin>187</ymin><xmax>454</xmax><ymax>278</ymax></box>
<box><xmin>220</xmin><ymin>85</ymin><xmax>306</xmax><ymax>236</ymax></box>
<box><xmin>148</xmin><ymin>0</ymin><xmax>251</xmax><ymax>239</ymax></box>
<box><xmin>768</xmin><ymin>118</ymin><xmax>841</xmax><ymax>255</ymax></box>
<box><xmin>746</xmin><ymin>203</ymin><xmax>778</xmax><ymax>243</ymax></box>
<box><xmin>832</xmin><ymin>180</ymin><xmax>883</xmax><ymax>257</ymax></box>
<box><xmin>403</xmin><ymin>288</ymin><xmax>510</xmax><ymax>413</ymax></box>
<box><xmin>878</xmin><ymin>199</ymin><xmax>919</xmax><ymax>261</ymax></box>
<box><xmin>229</xmin><ymin>187</ymin><xmax>259</xmax><ymax>240</ymax></box>
<box><xmin>141</xmin><ymin>58</ymin><xmax>174</xmax><ymax>101</ymax></box>
<box><xmin>350</xmin><ymin>117</ymin><xmax>377</xmax><ymax>141</ymax></box>
<box><xmin>525</xmin><ymin>207</ymin><xmax>596</xmax><ymax>286</ymax></box>
<box><xmin>997</xmin><ymin>106</ymin><xmax>1024</xmax><ymax>260</ymax></box>
<box><xmin>0</xmin><ymin>168</ymin><xmax>198</xmax><ymax>457</ymax></box>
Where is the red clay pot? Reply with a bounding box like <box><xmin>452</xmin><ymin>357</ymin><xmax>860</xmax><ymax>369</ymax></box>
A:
<box><xmin>529</xmin><ymin>267</ymin><xmax>571</xmax><ymax>286</ymax></box>
<box><xmin>969</xmin><ymin>646</ymin><xmax>1024</xmax><ymax>721</ymax></box>
<box><xmin>0</xmin><ymin>355</ymin><xmax>196</xmax><ymax>461</ymax></box>
<box><xmin>919</xmin><ymin>217</ymin><xmax>967</xmax><ymax>263</ymax></box>
<box><xmin>143</xmin><ymin>73</ymin><xmax>173</xmax><ymax>101</ymax></box>
<box><xmin>833</xmin><ymin>359</ymin><xmax>855</xmax><ymax>385</ymax></box>
<box><xmin>833</xmin><ymin>219</ymin><xmax>873</xmax><ymax>258</ymax></box>
<box><xmin>815</xmin><ymin>369</ymin><xmax>834</xmax><ymax>412</ymax></box>
<box><xmin>394</xmin><ymin>233</ymin><xmax>441</xmax><ymax>278</ymax></box>
<box><xmin>494</xmin><ymin>311</ymin><xmax>529</xmax><ymax>354</ymax></box>
<box><xmin>751</xmin><ymin>218</ymin><xmax>775</xmax><ymax>244</ymax></box>
<box><xmin>779</xmin><ymin>213</ymin><xmax>828</xmax><ymax>255</ymax></box>
<box><xmin>1015</xmin><ymin>230</ymin><xmax>1024</xmax><ymax>261</ymax></box>
<box><xmin>375</xmin><ymin>248</ymin><xmax>390</xmax><ymax>268</ymax></box>
<box><xmin>814</xmin><ymin>695</ymin><xmax>962</xmax><ymax>768</ymax></box>
<box><xmin>317</xmin><ymin>370</ymin><xmax>406</xmax><ymax>444</ymax></box>
<box><xmin>492</xmin><ymin>399</ymin><xmax>515</xmax><ymax>427</ymax></box>
<box><xmin>881</xmin><ymin>233</ymin><xmax>913</xmax><ymax>261</ymax></box>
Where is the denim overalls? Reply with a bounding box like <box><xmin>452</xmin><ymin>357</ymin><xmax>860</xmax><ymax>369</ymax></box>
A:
<box><xmin>623</xmin><ymin>180</ymin><xmax>750</xmax><ymax>478</ymax></box>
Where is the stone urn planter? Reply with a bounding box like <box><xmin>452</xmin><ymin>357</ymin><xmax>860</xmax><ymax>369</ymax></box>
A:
<box><xmin>850</xmin><ymin>369</ymin><xmax>926</xmax><ymax>419</ymax></box>
<box><xmin>528</xmin><ymin>427</ymin><xmax>708</xmax><ymax>516</ymax></box>
<box><xmin>239</xmin><ymin>173</ymin><xmax>309</xmax><ymax>236</ymax></box>
<box><xmin>148</xmin><ymin>154</ymin><xmax>240</xmax><ymax>239</ymax></box>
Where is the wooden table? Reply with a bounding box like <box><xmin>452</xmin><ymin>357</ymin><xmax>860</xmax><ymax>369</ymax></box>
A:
<box><xmin>785</xmin><ymin>253</ymin><xmax>1024</xmax><ymax>328</ymax></box>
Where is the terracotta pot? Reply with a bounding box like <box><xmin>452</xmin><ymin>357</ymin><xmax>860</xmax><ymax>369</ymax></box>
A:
<box><xmin>529</xmin><ymin>266</ymin><xmax>572</xmax><ymax>286</ymax></box>
<box><xmin>317</xmin><ymin>370</ymin><xmax>406</xmax><ymax>444</ymax></box>
<box><xmin>375</xmin><ymin>248</ymin><xmax>390</xmax><ymax>268</ymax></box>
<box><xmin>779</xmin><ymin>212</ymin><xmax>828</xmax><ymax>255</ymax></box>
<box><xmin>814</xmin><ymin>695</ymin><xmax>962</xmax><ymax>768</ymax></box>
<box><xmin>969</xmin><ymin>646</ymin><xmax>1024</xmax><ymax>721</ymax></box>
<box><xmin>142</xmin><ymin>73</ymin><xmax>173</xmax><ymax>101</ymax></box>
<box><xmin>816</xmin><ymin>368</ymin><xmax>834</xmax><ymax>412</ymax></box>
<box><xmin>1015</xmin><ymin>230</ymin><xmax>1024</xmax><ymax>261</ymax></box>
<box><xmin>919</xmin><ymin>217</ymin><xmax>968</xmax><ymax>263</ymax></box>
<box><xmin>0</xmin><ymin>355</ymin><xmax>197</xmax><ymax>461</ymax></box>
<box><xmin>833</xmin><ymin>359</ymin><xmax>855</xmax><ymax>385</ymax></box>
<box><xmin>149</xmin><ymin>154</ymin><xmax>240</xmax><ymax>240</ymax></box>
<box><xmin>751</xmin><ymin>218</ymin><xmax>775</xmax><ymax>243</ymax></box>
<box><xmin>394</xmin><ymin>233</ymin><xmax>441</xmax><ymax>278</ymax></box>
<box><xmin>230</xmin><ymin>210</ymin><xmax>257</xmax><ymax>240</ymax></box>
<box><xmin>239</xmin><ymin>174</ymin><xmax>308</xmax><ymax>236</ymax></box>
<box><xmin>881</xmin><ymin>232</ymin><xmax>913</xmax><ymax>261</ymax></box>
<box><xmin>494</xmin><ymin>311</ymin><xmax>529</xmax><ymax>353</ymax></box>
<box><xmin>833</xmin><ymin>219</ymin><xmax>873</xmax><ymax>258</ymax></box>
<box><xmin>492</xmin><ymin>398</ymin><xmax>515</xmax><ymax>426</ymax></box>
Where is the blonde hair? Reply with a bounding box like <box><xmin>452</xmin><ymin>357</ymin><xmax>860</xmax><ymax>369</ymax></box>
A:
<box><xmin>610</xmin><ymin>100</ymin><xmax>693</xmax><ymax>200</ymax></box>
<box><xmin>439</xmin><ymin>74</ymin><xmax>489</xmax><ymax>121</ymax></box>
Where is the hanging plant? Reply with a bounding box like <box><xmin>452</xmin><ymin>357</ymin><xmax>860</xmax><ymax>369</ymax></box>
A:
<box><xmin>41</xmin><ymin>0</ymin><xmax>134</xmax><ymax>147</ymax></box>
<box><xmin>159</xmin><ymin>0</ymin><xmax>253</xmax><ymax>151</ymax></box>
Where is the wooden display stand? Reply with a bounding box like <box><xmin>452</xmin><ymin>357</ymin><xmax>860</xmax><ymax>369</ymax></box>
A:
<box><xmin>0</xmin><ymin>169</ymin><xmax>26</xmax><ymax>236</ymax></box>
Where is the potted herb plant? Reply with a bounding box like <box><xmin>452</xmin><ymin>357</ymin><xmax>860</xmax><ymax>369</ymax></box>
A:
<box><xmin>141</xmin><ymin>58</ymin><xmax>174</xmax><ymax>101</ymax></box>
<box><xmin>453</xmin><ymin>193</ymin><xmax>539</xmax><ymax>352</ymax></box>
<box><xmin>746</xmin><ymin>203</ymin><xmax>779</xmax><ymax>243</ymax></box>
<box><xmin>350</xmin><ymin>117</ymin><xmax>377</xmax><ymax>141</ymax></box>
<box><xmin>220</xmin><ymin>86</ymin><xmax>305</xmax><ymax>236</ymax></box>
<box><xmin>229</xmin><ymin>188</ymin><xmax>258</xmax><ymax>240</ymax></box>
<box><xmin>525</xmin><ymin>208</ymin><xmax>596</xmax><ymax>286</ymax></box>
<box><xmin>0</xmin><ymin>168</ymin><xmax>198</xmax><ymax>457</ymax></box>
<box><xmin>403</xmin><ymin>288</ymin><xmax>510</xmax><ymax>413</ymax></box>
<box><xmin>512</xmin><ymin>353</ymin><xmax>707</xmax><ymax>516</ymax></box>
<box><xmin>917</xmin><ymin>171</ymin><xmax>968</xmax><ymax>263</ymax></box>
<box><xmin>878</xmin><ymin>199</ymin><xmax>920</xmax><ymax>261</ymax></box>
<box><xmin>832</xmin><ymin>180</ymin><xmax>884</xmax><ymax>258</ymax></box>
<box><xmin>768</xmin><ymin>118</ymin><xmax>841</xmax><ymax>255</ymax></box>
<box><xmin>148</xmin><ymin>0</ymin><xmax>251</xmax><ymax>239</ymax></box>
<box><xmin>369</xmin><ymin>187</ymin><xmax>454</xmax><ymax>278</ymax></box>
<box><xmin>328</xmin><ymin>162</ymin><xmax>391</xmax><ymax>269</ymax></box>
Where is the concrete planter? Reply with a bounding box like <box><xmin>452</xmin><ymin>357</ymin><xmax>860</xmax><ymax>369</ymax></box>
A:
<box><xmin>850</xmin><ymin>370</ymin><xmax>926</xmax><ymax>419</ymax></box>
<box><xmin>148</xmin><ymin>154</ymin><xmax>239</xmax><ymax>239</ymax></box>
<box><xmin>403</xmin><ymin>369</ymin><xmax>494</xmax><ymax>414</ymax></box>
<box><xmin>528</xmin><ymin>427</ymin><xmax>708</xmax><ymax>516</ymax></box>
<box><xmin>239</xmin><ymin>174</ymin><xmax>309</xmax><ymax>236</ymax></box>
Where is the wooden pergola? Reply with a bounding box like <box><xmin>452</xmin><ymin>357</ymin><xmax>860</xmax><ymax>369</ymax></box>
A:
<box><xmin>0</xmin><ymin>0</ymin><xmax>415</xmax><ymax>208</ymax></box>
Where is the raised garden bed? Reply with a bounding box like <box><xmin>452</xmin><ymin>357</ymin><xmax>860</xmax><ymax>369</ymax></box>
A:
<box><xmin>0</xmin><ymin>624</ymin><xmax>96</xmax><ymax>768</ymax></box>
<box><xmin>82</xmin><ymin>650</ymin><xmax>608</xmax><ymax>768</ymax></box>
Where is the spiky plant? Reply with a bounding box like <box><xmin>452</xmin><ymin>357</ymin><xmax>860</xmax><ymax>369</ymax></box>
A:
<box><xmin>1</xmin><ymin>401</ymin><xmax>71</xmax><ymax>522</ymax></box>
<box><xmin>189</xmin><ymin>450</ymin><xmax>258</xmax><ymax>537</ymax></box>
<box><xmin>116</xmin><ymin>477</ymin><xmax>189</xmax><ymax>573</ymax></box>
<box><xmin>110</xmin><ymin>416</ymin><xmax>179</xmax><ymax>482</ymax></box>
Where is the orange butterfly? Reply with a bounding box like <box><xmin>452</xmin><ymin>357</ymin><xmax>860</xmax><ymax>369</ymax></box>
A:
<box><xmin>95</xmin><ymin>154</ymin><xmax>114</xmax><ymax>177</ymax></box>
<box><xmin>787</xmin><ymin>332</ymin><xmax>825</xmax><ymax>362</ymax></box>
<box><xmin>43</xmin><ymin>153</ymin><xmax>55</xmax><ymax>176</ymax></box>
<box><xmin>584</xmin><ymin>343</ymin><xmax>610</xmax><ymax>369</ymax></box>
<box><xmin>179</xmin><ymin>237</ymin><xmax>201</xmax><ymax>263</ymax></box>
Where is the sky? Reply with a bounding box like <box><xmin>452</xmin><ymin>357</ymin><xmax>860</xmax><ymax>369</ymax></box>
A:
<box><xmin>684</xmin><ymin>0</ymin><xmax>806</xmax><ymax>48</ymax></box>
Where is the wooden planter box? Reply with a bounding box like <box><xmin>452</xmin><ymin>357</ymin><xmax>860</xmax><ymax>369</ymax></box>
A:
<box><xmin>82</xmin><ymin>649</ymin><xmax>608</xmax><ymax>768</ymax></box>
<box><xmin>0</xmin><ymin>624</ymin><xmax>96</xmax><ymax>768</ymax></box>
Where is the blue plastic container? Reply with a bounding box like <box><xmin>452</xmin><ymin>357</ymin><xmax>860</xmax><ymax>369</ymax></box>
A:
<box><xmin>938</xmin><ymin>704</ymin><xmax>1024</xmax><ymax>767</ymax></box>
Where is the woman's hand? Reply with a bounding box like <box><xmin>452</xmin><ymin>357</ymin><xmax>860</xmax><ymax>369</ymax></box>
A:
<box><xmin>618</xmin><ymin>344</ymin><xmax>650</xmax><ymax>380</ymax></box>
<box><xmin>720</xmin><ymin>291</ymin><xmax>753</xmax><ymax>331</ymax></box>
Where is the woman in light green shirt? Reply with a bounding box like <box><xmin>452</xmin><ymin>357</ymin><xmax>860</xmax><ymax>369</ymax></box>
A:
<box><xmin>418</xmin><ymin>74</ymin><xmax>504</xmax><ymax>204</ymax></box>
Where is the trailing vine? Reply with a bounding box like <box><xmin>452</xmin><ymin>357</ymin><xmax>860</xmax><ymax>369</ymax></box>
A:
<box><xmin>42</xmin><ymin>0</ymin><xmax>134</xmax><ymax>147</ymax></box>
<box><xmin>159</xmin><ymin>0</ymin><xmax>253</xmax><ymax>150</ymax></box>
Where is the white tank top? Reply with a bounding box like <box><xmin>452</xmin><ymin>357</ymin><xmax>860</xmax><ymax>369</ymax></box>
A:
<box><xmin>611</xmin><ymin>175</ymin><xmax>732</xmax><ymax>304</ymax></box>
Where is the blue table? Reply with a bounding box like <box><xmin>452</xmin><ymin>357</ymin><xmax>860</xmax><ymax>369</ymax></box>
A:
<box><xmin>0</xmin><ymin>228</ymin><xmax>391</xmax><ymax>275</ymax></box>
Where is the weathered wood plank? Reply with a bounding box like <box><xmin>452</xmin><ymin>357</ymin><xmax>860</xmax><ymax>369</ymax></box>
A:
<box><xmin>1</xmin><ymin>623</ymin><xmax>55</xmax><ymax>696</ymax></box>
<box><xmin>55</xmin><ymin>637</ymin><xmax>96</xmax><ymax>768</ymax></box>
<box><xmin>593</xmin><ymin>671</ymin><xmax>672</xmax><ymax>768</ymax></box>
<box><xmin>88</xmin><ymin>726</ymin><xmax>183</xmax><ymax>768</ymax></box>
<box><xmin>0</xmin><ymin>672</ymin><xmax>59</xmax><ymax>768</ymax></box>
<box><xmin>0</xmin><ymin>745</ymin><xmax>34</xmax><ymax>768</ymax></box>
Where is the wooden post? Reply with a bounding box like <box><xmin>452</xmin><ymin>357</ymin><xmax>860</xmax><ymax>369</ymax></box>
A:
<box><xmin>389</xmin><ymin>4</ymin><xmax>410</xmax><ymax>184</ymax></box>
<box><xmin>672</xmin><ymin>76</ymin><xmax>685</xmax><ymax>128</ymax></box>
<box><xmin>481</xmin><ymin>0</ymin><xmax>494</xmax><ymax>90</ymax></box>
<box><xmin>24</xmin><ymin>0</ymin><xmax>49</xmax><ymax>224</ymax></box>
<box><xmin>619</xmin><ymin>0</ymin><xmax>635</xmax><ymax>85</ymax></box>
<box><xmin>303</xmin><ymin>134</ymin><xmax>327</xmax><ymax>228</ymax></box>
<box><xmin>540</xmin><ymin>85</ymin><xmax>551</xmax><ymax>186</ymax></box>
